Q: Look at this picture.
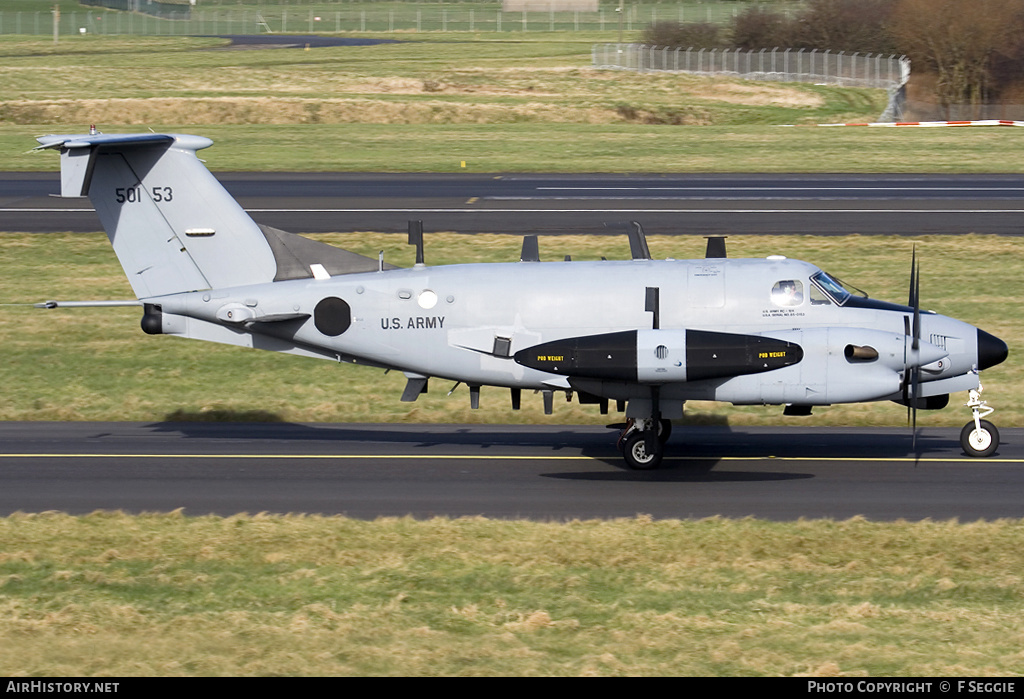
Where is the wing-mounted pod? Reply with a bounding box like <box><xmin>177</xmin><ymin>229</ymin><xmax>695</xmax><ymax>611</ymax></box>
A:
<box><xmin>513</xmin><ymin>329</ymin><xmax>802</xmax><ymax>383</ymax></box>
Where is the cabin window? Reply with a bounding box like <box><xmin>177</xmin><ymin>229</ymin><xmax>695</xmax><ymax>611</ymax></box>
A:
<box><xmin>771</xmin><ymin>280</ymin><xmax>804</xmax><ymax>306</ymax></box>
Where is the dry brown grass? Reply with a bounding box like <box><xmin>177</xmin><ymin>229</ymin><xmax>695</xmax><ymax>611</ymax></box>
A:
<box><xmin>1</xmin><ymin>66</ymin><xmax>825</xmax><ymax>125</ymax></box>
<box><xmin>0</xmin><ymin>37</ymin><xmax>875</xmax><ymax>127</ymax></box>
<box><xmin>1</xmin><ymin>96</ymin><xmax>635</xmax><ymax>125</ymax></box>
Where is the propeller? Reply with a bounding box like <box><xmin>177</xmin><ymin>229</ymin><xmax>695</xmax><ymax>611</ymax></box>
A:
<box><xmin>903</xmin><ymin>247</ymin><xmax>922</xmax><ymax>456</ymax></box>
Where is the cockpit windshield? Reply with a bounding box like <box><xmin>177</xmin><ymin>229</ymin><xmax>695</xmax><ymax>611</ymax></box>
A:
<box><xmin>810</xmin><ymin>271</ymin><xmax>867</xmax><ymax>306</ymax></box>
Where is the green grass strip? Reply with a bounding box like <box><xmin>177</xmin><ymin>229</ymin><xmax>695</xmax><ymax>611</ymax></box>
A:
<box><xmin>1</xmin><ymin>512</ymin><xmax>1023</xmax><ymax>676</ymax></box>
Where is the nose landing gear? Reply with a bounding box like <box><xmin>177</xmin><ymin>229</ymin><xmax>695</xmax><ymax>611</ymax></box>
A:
<box><xmin>960</xmin><ymin>383</ymin><xmax>999</xmax><ymax>457</ymax></box>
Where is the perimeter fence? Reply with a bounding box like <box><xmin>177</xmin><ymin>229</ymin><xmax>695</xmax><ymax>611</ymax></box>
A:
<box><xmin>593</xmin><ymin>43</ymin><xmax>910</xmax><ymax>120</ymax></box>
<box><xmin>2</xmin><ymin>2</ymin><xmax>771</xmax><ymax>36</ymax></box>
<box><xmin>593</xmin><ymin>44</ymin><xmax>910</xmax><ymax>91</ymax></box>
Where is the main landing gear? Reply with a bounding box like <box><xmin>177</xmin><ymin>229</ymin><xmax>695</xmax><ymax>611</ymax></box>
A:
<box><xmin>960</xmin><ymin>383</ymin><xmax>999</xmax><ymax>457</ymax></box>
<box><xmin>617</xmin><ymin>418</ymin><xmax>672</xmax><ymax>470</ymax></box>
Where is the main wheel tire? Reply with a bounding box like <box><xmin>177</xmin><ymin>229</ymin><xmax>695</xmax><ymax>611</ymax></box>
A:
<box><xmin>622</xmin><ymin>431</ymin><xmax>664</xmax><ymax>470</ymax></box>
<box><xmin>960</xmin><ymin>419</ymin><xmax>999</xmax><ymax>457</ymax></box>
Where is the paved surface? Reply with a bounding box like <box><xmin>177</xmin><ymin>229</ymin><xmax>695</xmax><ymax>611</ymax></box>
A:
<box><xmin>3</xmin><ymin>172</ymin><xmax>1024</xmax><ymax>235</ymax></box>
<box><xmin>210</xmin><ymin>34</ymin><xmax>399</xmax><ymax>49</ymax></box>
<box><xmin>2</xmin><ymin>422</ymin><xmax>1021</xmax><ymax>521</ymax></box>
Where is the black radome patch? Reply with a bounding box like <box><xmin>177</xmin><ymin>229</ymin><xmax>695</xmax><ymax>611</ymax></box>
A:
<box><xmin>314</xmin><ymin>297</ymin><xmax>351</xmax><ymax>336</ymax></box>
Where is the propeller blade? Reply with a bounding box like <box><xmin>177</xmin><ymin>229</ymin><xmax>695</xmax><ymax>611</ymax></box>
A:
<box><xmin>912</xmin><ymin>256</ymin><xmax>921</xmax><ymax>352</ymax></box>
<box><xmin>900</xmin><ymin>315</ymin><xmax>912</xmax><ymax>403</ymax></box>
<box><xmin>913</xmin><ymin>247</ymin><xmax>921</xmax><ymax>311</ymax></box>
<box><xmin>905</xmin><ymin>246</ymin><xmax>922</xmax><ymax>458</ymax></box>
<box><xmin>911</xmin><ymin>366</ymin><xmax>919</xmax><ymax>454</ymax></box>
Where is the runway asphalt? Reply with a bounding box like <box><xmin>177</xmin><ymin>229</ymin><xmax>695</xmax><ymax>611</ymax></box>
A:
<box><xmin>2</xmin><ymin>422</ymin><xmax>1022</xmax><ymax>521</ymax></box>
<box><xmin>3</xmin><ymin>172</ymin><xmax>1024</xmax><ymax>235</ymax></box>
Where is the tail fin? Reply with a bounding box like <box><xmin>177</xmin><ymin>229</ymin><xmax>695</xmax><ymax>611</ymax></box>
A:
<box><xmin>35</xmin><ymin>132</ymin><xmax>276</xmax><ymax>299</ymax></box>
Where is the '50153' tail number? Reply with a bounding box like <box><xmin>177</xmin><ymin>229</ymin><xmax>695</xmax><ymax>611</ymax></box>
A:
<box><xmin>115</xmin><ymin>186</ymin><xmax>173</xmax><ymax>203</ymax></box>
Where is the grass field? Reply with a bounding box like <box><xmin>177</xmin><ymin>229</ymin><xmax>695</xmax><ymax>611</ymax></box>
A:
<box><xmin>15</xmin><ymin>122</ymin><xmax>1024</xmax><ymax>174</ymax></box>
<box><xmin>5</xmin><ymin>33</ymin><xmax>1024</xmax><ymax>173</ymax></box>
<box><xmin>2</xmin><ymin>512</ymin><xmax>1023</xmax><ymax>676</ymax></box>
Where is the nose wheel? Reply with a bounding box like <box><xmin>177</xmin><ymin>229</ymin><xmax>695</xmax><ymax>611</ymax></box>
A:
<box><xmin>960</xmin><ymin>384</ymin><xmax>999</xmax><ymax>457</ymax></box>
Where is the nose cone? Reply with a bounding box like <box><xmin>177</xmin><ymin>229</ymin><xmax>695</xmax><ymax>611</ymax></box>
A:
<box><xmin>977</xmin><ymin>328</ymin><xmax>1008</xmax><ymax>371</ymax></box>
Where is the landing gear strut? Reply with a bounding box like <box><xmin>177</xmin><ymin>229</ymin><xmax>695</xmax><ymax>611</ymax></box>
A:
<box><xmin>960</xmin><ymin>383</ymin><xmax>999</xmax><ymax>457</ymax></box>
<box><xmin>617</xmin><ymin>417</ymin><xmax>672</xmax><ymax>470</ymax></box>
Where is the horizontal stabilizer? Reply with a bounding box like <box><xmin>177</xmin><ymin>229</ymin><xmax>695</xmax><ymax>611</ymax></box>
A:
<box><xmin>35</xmin><ymin>133</ymin><xmax>175</xmax><ymax>198</ymax></box>
<box><xmin>35</xmin><ymin>132</ymin><xmax>176</xmax><ymax>152</ymax></box>
<box><xmin>34</xmin><ymin>299</ymin><xmax>142</xmax><ymax>309</ymax></box>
